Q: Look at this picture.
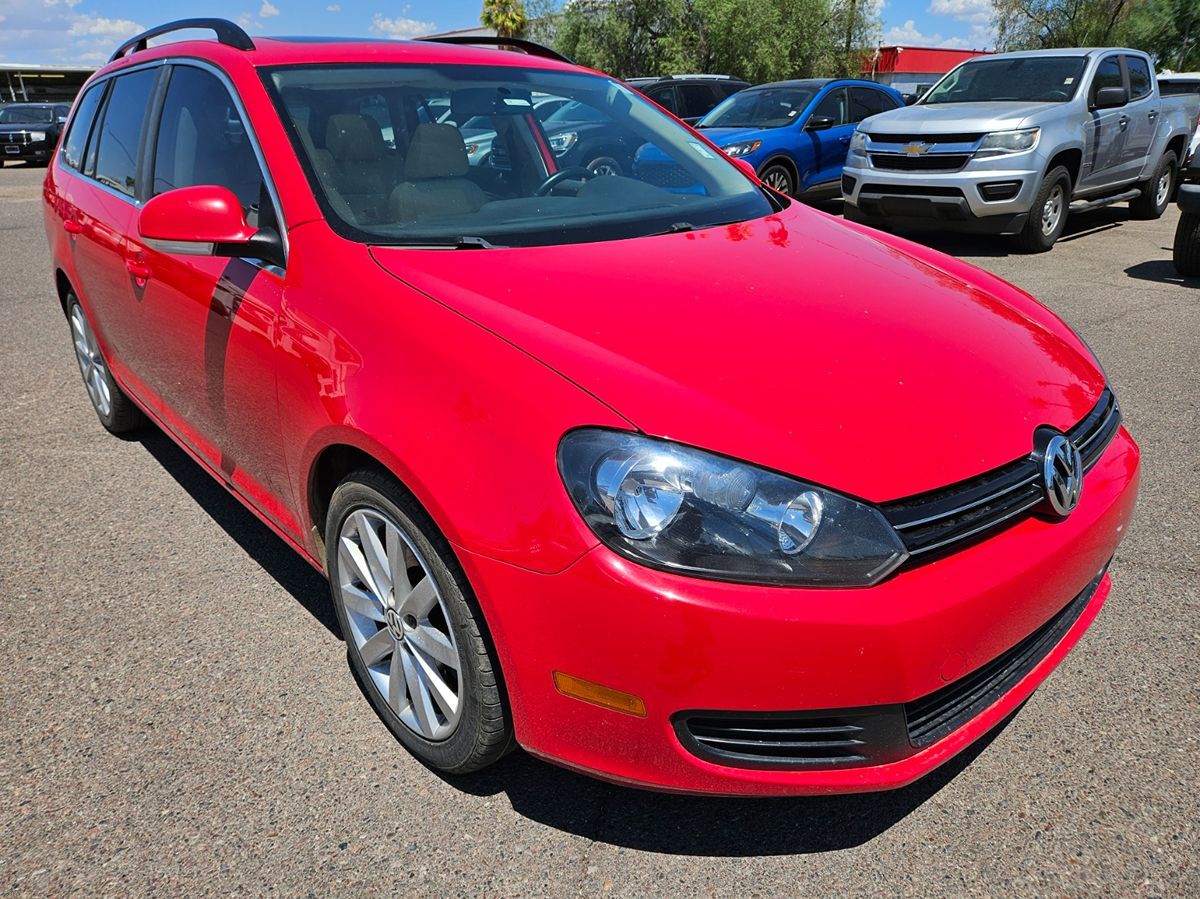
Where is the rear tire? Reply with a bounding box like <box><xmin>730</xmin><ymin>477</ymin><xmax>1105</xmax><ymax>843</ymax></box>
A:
<box><xmin>66</xmin><ymin>295</ymin><xmax>143</xmax><ymax>434</ymax></box>
<box><xmin>325</xmin><ymin>468</ymin><xmax>513</xmax><ymax>774</ymax></box>
<box><xmin>1130</xmin><ymin>151</ymin><xmax>1176</xmax><ymax>220</ymax></box>
<box><xmin>1174</xmin><ymin>211</ymin><xmax>1200</xmax><ymax>277</ymax></box>
<box><xmin>1015</xmin><ymin>166</ymin><xmax>1071</xmax><ymax>253</ymax></box>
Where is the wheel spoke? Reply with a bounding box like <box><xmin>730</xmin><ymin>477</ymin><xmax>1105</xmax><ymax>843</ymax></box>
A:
<box><xmin>341</xmin><ymin>583</ymin><xmax>385</xmax><ymax>622</ymax></box>
<box><xmin>407</xmin><ymin>624</ymin><xmax>458</xmax><ymax>669</ymax></box>
<box><xmin>409</xmin><ymin>642</ymin><xmax>460</xmax><ymax>719</ymax></box>
<box><xmin>358</xmin><ymin>627</ymin><xmax>395</xmax><ymax>667</ymax></box>
<box><xmin>388</xmin><ymin>646</ymin><xmax>406</xmax><ymax>714</ymax></box>
<box><xmin>401</xmin><ymin>646</ymin><xmax>437</xmax><ymax>735</ymax></box>
<box><xmin>385</xmin><ymin>523</ymin><xmax>413</xmax><ymax>597</ymax></box>
<box><xmin>355</xmin><ymin>512</ymin><xmax>393</xmax><ymax>598</ymax></box>
<box><xmin>398</xmin><ymin>577</ymin><xmax>438</xmax><ymax>619</ymax></box>
<box><xmin>339</xmin><ymin>536</ymin><xmax>382</xmax><ymax>599</ymax></box>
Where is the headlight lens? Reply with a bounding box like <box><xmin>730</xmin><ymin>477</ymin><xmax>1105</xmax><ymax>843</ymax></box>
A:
<box><xmin>548</xmin><ymin>131</ymin><xmax>577</xmax><ymax>156</ymax></box>
<box><xmin>977</xmin><ymin>128</ymin><xmax>1039</xmax><ymax>156</ymax></box>
<box><xmin>849</xmin><ymin>131</ymin><xmax>867</xmax><ymax>154</ymax></box>
<box><xmin>29</xmin><ymin>131</ymin><xmax>47</xmax><ymax>141</ymax></box>
<box><xmin>559</xmin><ymin>429</ymin><xmax>908</xmax><ymax>586</ymax></box>
<box><xmin>722</xmin><ymin>140</ymin><xmax>762</xmax><ymax>158</ymax></box>
<box><xmin>465</xmin><ymin>142</ymin><xmax>481</xmax><ymax>157</ymax></box>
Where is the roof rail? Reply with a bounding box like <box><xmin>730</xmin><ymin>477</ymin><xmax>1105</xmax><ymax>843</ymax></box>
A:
<box><xmin>414</xmin><ymin>35</ymin><xmax>574</xmax><ymax>65</ymax></box>
<box><xmin>109</xmin><ymin>18</ymin><xmax>255</xmax><ymax>63</ymax></box>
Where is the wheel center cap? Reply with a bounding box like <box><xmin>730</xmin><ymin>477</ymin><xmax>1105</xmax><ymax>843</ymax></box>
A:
<box><xmin>385</xmin><ymin>607</ymin><xmax>405</xmax><ymax>640</ymax></box>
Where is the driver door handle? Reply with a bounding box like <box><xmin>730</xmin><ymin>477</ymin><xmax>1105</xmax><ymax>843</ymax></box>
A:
<box><xmin>1118</xmin><ymin>115</ymin><xmax>1129</xmax><ymax>131</ymax></box>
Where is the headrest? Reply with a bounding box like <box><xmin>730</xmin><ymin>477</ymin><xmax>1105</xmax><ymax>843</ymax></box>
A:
<box><xmin>326</xmin><ymin>114</ymin><xmax>385</xmax><ymax>162</ymax></box>
<box><xmin>451</xmin><ymin>87</ymin><xmax>535</xmax><ymax>125</ymax></box>
<box><xmin>404</xmin><ymin>124</ymin><xmax>470</xmax><ymax>179</ymax></box>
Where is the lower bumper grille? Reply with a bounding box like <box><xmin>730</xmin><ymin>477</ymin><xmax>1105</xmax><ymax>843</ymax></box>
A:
<box><xmin>870</xmin><ymin>153</ymin><xmax>970</xmax><ymax>171</ymax></box>
<box><xmin>674</xmin><ymin>566</ymin><xmax>1107</xmax><ymax>769</ymax></box>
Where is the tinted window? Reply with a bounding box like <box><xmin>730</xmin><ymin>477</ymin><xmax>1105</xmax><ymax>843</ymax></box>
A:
<box><xmin>925</xmin><ymin>56</ymin><xmax>1088</xmax><ymax>103</ymax></box>
<box><xmin>849</xmin><ymin>87</ymin><xmax>895</xmax><ymax>122</ymax></box>
<box><xmin>645</xmin><ymin>85</ymin><xmax>678</xmax><ymax>114</ymax></box>
<box><xmin>92</xmin><ymin>68</ymin><xmax>157</xmax><ymax>197</ymax></box>
<box><xmin>700</xmin><ymin>87</ymin><xmax>815</xmax><ymax>129</ymax></box>
<box><xmin>1125</xmin><ymin>56</ymin><xmax>1151</xmax><ymax>99</ymax></box>
<box><xmin>0</xmin><ymin>106</ymin><xmax>55</xmax><ymax>124</ymax></box>
<box><xmin>1160</xmin><ymin>79</ymin><xmax>1200</xmax><ymax>96</ymax></box>
<box><xmin>61</xmin><ymin>84</ymin><xmax>105</xmax><ymax>171</ymax></box>
<box><xmin>812</xmin><ymin>89</ymin><xmax>847</xmax><ymax>125</ymax></box>
<box><xmin>680</xmin><ymin>83</ymin><xmax>717</xmax><ymax>118</ymax></box>
<box><xmin>152</xmin><ymin>66</ymin><xmax>266</xmax><ymax>222</ymax></box>
<box><xmin>1091</xmin><ymin>56</ymin><xmax>1123</xmax><ymax>101</ymax></box>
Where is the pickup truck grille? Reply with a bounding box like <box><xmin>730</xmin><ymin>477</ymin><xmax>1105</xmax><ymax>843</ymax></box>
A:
<box><xmin>869</xmin><ymin>153</ymin><xmax>971</xmax><ymax>172</ymax></box>
<box><xmin>0</xmin><ymin>132</ymin><xmax>33</xmax><ymax>146</ymax></box>
<box><xmin>869</xmin><ymin>132</ymin><xmax>984</xmax><ymax>144</ymax></box>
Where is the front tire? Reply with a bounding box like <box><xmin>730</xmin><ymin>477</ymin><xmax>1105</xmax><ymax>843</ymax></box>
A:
<box><xmin>585</xmin><ymin>154</ymin><xmax>623</xmax><ymax>177</ymax></box>
<box><xmin>325</xmin><ymin>469</ymin><xmax>512</xmax><ymax>774</ymax></box>
<box><xmin>1130</xmin><ymin>151</ymin><xmax>1176</xmax><ymax>220</ymax></box>
<box><xmin>758</xmin><ymin>161</ymin><xmax>795</xmax><ymax>196</ymax></box>
<box><xmin>67</xmin><ymin>295</ymin><xmax>143</xmax><ymax>434</ymax></box>
<box><xmin>1015</xmin><ymin>166</ymin><xmax>1071</xmax><ymax>253</ymax></box>
<box><xmin>1174</xmin><ymin>211</ymin><xmax>1200</xmax><ymax>277</ymax></box>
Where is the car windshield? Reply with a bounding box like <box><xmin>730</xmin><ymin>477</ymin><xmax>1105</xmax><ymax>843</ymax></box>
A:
<box><xmin>923</xmin><ymin>57</ymin><xmax>1088</xmax><ymax>104</ymax></box>
<box><xmin>698</xmin><ymin>88</ymin><xmax>815</xmax><ymax>129</ymax></box>
<box><xmin>0</xmin><ymin>106</ymin><xmax>54</xmax><ymax>124</ymax></box>
<box><xmin>267</xmin><ymin>64</ymin><xmax>772</xmax><ymax>248</ymax></box>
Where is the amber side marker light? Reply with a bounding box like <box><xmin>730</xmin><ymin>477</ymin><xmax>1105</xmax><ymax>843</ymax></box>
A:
<box><xmin>553</xmin><ymin>671</ymin><xmax>647</xmax><ymax>717</ymax></box>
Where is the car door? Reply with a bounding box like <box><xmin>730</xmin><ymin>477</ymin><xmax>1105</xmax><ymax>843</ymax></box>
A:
<box><xmin>1080</xmin><ymin>54</ymin><xmax>1129</xmax><ymax>191</ymax></box>
<box><xmin>1121</xmin><ymin>54</ymin><xmax>1158</xmax><ymax>176</ymax></box>
<box><xmin>803</xmin><ymin>87</ymin><xmax>851</xmax><ymax>191</ymax></box>
<box><xmin>129</xmin><ymin>62</ymin><xmax>295</xmax><ymax>532</ymax></box>
<box><xmin>58</xmin><ymin>66</ymin><xmax>165</xmax><ymax>410</ymax></box>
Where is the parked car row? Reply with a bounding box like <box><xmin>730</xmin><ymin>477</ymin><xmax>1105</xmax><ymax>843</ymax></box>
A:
<box><xmin>0</xmin><ymin>102</ymin><xmax>71</xmax><ymax>165</ymax></box>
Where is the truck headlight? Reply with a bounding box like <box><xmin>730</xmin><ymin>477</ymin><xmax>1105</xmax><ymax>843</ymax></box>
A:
<box><xmin>977</xmin><ymin>128</ymin><xmax>1039</xmax><ymax>157</ymax></box>
<box><xmin>722</xmin><ymin>140</ymin><xmax>761</xmax><ymax>158</ymax></box>
<box><xmin>29</xmin><ymin>131</ymin><xmax>47</xmax><ymax>141</ymax></box>
<box><xmin>849</xmin><ymin>131</ymin><xmax>867</xmax><ymax>155</ymax></box>
<box><xmin>559</xmin><ymin>429</ymin><xmax>908</xmax><ymax>586</ymax></box>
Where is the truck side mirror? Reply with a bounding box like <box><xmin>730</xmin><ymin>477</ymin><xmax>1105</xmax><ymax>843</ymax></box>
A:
<box><xmin>1092</xmin><ymin>86</ymin><xmax>1128</xmax><ymax>109</ymax></box>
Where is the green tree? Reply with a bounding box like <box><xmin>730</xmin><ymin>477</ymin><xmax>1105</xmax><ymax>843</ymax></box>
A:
<box><xmin>481</xmin><ymin>0</ymin><xmax>529</xmax><ymax>38</ymax></box>
<box><xmin>993</xmin><ymin>0</ymin><xmax>1134</xmax><ymax>50</ymax></box>
<box><xmin>1122</xmin><ymin>0</ymin><xmax>1200</xmax><ymax>70</ymax></box>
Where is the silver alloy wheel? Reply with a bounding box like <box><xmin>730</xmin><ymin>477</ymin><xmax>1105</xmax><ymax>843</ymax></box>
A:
<box><xmin>1155</xmin><ymin>168</ymin><xmax>1172</xmax><ymax>208</ymax></box>
<box><xmin>70</xmin><ymin>303</ymin><xmax>112</xmax><ymax>418</ymax></box>
<box><xmin>336</xmin><ymin>508</ymin><xmax>463</xmax><ymax>740</ymax></box>
<box><xmin>587</xmin><ymin>157</ymin><xmax>622</xmax><ymax>177</ymax></box>
<box><xmin>1041</xmin><ymin>183</ymin><xmax>1064</xmax><ymax>236</ymax></box>
<box><xmin>763</xmin><ymin>167</ymin><xmax>792</xmax><ymax>194</ymax></box>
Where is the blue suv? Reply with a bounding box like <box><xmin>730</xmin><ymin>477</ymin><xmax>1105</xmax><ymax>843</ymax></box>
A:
<box><xmin>635</xmin><ymin>78</ymin><xmax>903</xmax><ymax>199</ymax></box>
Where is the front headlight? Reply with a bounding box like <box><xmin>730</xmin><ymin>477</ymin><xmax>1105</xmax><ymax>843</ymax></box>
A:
<box><xmin>548</xmin><ymin>131</ymin><xmax>577</xmax><ymax>156</ymax></box>
<box><xmin>722</xmin><ymin>140</ymin><xmax>762</xmax><ymax>158</ymax></box>
<box><xmin>977</xmin><ymin>128</ymin><xmax>1039</xmax><ymax>157</ymax></box>
<box><xmin>849</xmin><ymin>131</ymin><xmax>867</xmax><ymax>154</ymax></box>
<box><xmin>29</xmin><ymin>131</ymin><xmax>47</xmax><ymax>141</ymax></box>
<box><xmin>559</xmin><ymin>429</ymin><xmax>908</xmax><ymax>586</ymax></box>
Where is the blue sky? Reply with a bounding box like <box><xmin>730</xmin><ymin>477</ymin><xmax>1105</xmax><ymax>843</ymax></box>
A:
<box><xmin>0</xmin><ymin>0</ymin><xmax>995</xmax><ymax>67</ymax></box>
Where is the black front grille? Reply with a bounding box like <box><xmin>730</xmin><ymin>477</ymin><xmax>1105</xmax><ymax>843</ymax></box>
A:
<box><xmin>883</xmin><ymin>388</ymin><xmax>1120</xmax><ymax>559</ymax></box>
<box><xmin>861</xmin><ymin>183</ymin><xmax>964</xmax><ymax>198</ymax></box>
<box><xmin>906</xmin><ymin>568</ymin><xmax>1105</xmax><ymax>746</ymax></box>
<box><xmin>870</xmin><ymin>132</ymin><xmax>984</xmax><ymax>144</ymax></box>
<box><xmin>0</xmin><ymin>133</ymin><xmax>32</xmax><ymax>146</ymax></box>
<box><xmin>870</xmin><ymin>153</ymin><xmax>971</xmax><ymax>171</ymax></box>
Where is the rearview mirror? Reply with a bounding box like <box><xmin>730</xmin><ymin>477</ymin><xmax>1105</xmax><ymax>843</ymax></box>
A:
<box><xmin>138</xmin><ymin>185</ymin><xmax>284</xmax><ymax>269</ymax></box>
<box><xmin>1092</xmin><ymin>86</ymin><xmax>1128</xmax><ymax>109</ymax></box>
<box><xmin>805</xmin><ymin>115</ymin><xmax>836</xmax><ymax>131</ymax></box>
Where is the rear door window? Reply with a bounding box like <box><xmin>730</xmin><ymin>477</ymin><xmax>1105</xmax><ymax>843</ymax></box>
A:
<box><xmin>1125</xmin><ymin>56</ymin><xmax>1151</xmax><ymax>100</ymax></box>
<box><xmin>61</xmin><ymin>83</ymin><xmax>105</xmax><ymax>171</ymax></box>
<box><xmin>680</xmin><ymin>83</ymin><xmax>717</xmax><ymax>119</ymax></box>
<box><xmin>91</xmin><ymin>68</ymin><xmax>158</xmax><ymax>197</ymax></box>
<box><xmin>151</xmin><ymin>65</ymin><xmax>267</xmax><ymax>224</ymax></box>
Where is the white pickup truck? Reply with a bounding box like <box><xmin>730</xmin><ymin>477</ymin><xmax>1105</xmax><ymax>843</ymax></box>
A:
<box><xmin>842</xmin><ymin>49</ymin><xmax>1200</xmax><ymax>251</ymax></box>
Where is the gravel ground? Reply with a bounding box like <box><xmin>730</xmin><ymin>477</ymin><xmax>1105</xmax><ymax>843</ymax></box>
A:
<box><xmin>1</xmin><ymin>161</ymin><xmax>1197</xmax><ymax>896</ymax></box>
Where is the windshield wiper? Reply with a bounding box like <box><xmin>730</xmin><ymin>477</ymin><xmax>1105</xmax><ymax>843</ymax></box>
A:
<box><xmin>389</xmin><ymin>236</ymin><xmax>505</xmax><ymax>250</ymax></box>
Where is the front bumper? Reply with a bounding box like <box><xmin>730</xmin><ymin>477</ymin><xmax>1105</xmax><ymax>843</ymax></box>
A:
<box><xmin>459</xmin><ymin>426</ymin><xmax>1139</xmax><ymax>796</ymax></box>
<box><xmin>0</xmin><ymin>139</ymin><xmax>51</xmax><ymax>163</ymax></box>
<box><xmin>841</xmin><ymin>156</ymin><xmax>1042</xmax><ymax>233</ymax></box>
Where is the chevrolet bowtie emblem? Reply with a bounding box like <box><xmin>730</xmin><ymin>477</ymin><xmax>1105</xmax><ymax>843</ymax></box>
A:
<box><xmin>901</xmin><ymin>142</ymin><xmax>932</xmax><ymax>156</ymax></box>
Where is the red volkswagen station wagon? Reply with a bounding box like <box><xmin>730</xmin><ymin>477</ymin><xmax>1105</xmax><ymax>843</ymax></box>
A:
<box><xmin>44</xmin><ymin>20</ymin><xmax>1140</xmax><ymax>795</ymax></box>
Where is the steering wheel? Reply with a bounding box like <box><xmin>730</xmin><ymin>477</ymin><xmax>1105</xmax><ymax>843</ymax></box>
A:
<box><xmin>534</xmin><ymin>166</ymin><xmax>595</xmax><ymax>197</ymax></box>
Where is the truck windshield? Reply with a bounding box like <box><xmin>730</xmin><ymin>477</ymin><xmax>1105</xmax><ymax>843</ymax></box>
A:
<box><xmin>0</xmin><ymin>106</ymin><xmax>54</xmax><ymax>124</ymax></box>
<box><xmin>266</xmin><ymin>64</ymin><xmax>772</xmax><ymax>248</ymax></box>
<box><xmin>923</xmin><ymin>57</ymin><xmax>1088</xmax><ymax>104</ymax></box>
<box><xmin>698</xmin><ymin>88</ymin><xmax>816</xmax><ymax>129</ymax></box>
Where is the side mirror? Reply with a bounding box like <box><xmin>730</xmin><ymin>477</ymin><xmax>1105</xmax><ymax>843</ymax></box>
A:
<box><xmin>805</xmin><ymin>115</ymin><xmax>836</xmax><ymax>131</ymax></box>
<box><xmin>138</xmin><ymin>185</ymin><xmax>284</xmax><ymax>269</ymax></box>
<box><xmin>733</xmin><ymin>157</ymin><xmax>757</xmax><ymax>178</ymax></box>
<box><xmin>1093</xmin><ymin>86</ymin><xmax>1128</xmax><ymax>109</ymax></box>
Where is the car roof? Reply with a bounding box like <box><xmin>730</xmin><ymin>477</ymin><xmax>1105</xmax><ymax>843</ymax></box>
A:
<box><xmin>970</xmin><ymin>47</ymin><xmax>1141</xmax><ymax>61</ymax></box>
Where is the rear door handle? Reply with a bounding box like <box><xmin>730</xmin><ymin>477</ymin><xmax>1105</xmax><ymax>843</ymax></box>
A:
<box><xmin>125</xmin><ymin>257</ymin><xmax>152</xmax><ymax>284</ymax></box>
<box><xmin>63</xmin><ymin>218</ymin><xmax>82</xmax><ymax>234</ymax></box>
<box><xmin>1148</xmin><ymin>110</ymin><xmax>1158</xmax><ymax>119</ymax></box>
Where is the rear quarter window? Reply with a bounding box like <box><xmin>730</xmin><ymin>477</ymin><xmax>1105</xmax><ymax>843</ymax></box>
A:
<box><xmin>61</xmin><ymin>83</ymin><xmax>105</xmax><ymax>171</ymax></box>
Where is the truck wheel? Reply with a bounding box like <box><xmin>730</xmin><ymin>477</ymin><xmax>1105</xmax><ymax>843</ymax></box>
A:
<box><xmin>1130</xmin><ymin>151</ymin><xmax>1177</xmax><ymax>220</ymax></box>
<box><xmin>1174</xmin><ymin>211</ymin><xmax>1200</xmax><ymax>277</ymax></box>
<box><xmin>1015</xmin><ymin>166</ymin><xmax>1071</xmax><ymax>253</ymax></box>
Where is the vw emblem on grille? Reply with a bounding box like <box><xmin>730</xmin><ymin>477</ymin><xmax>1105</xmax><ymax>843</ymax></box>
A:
<box><xmin>1041</xmin><ymin>434</ymin><xmax>1084</xmax><ymax>516</ymax></box>
<box><xmin>901</xmin><ymin>142</ymin><xmax>932</xmax><ymax>156</ymax></box>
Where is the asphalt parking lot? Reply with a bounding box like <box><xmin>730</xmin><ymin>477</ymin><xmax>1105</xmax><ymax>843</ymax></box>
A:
<box><xmin>1</xmin><ymin>160</ymin><xmax>1197</xmax><ymax>895</ymax></box>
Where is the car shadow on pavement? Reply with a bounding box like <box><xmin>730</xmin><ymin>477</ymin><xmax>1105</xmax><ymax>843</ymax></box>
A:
<box><xmin>901</xmin><ymin>206</ymin><xmax>1134</xmax><ymax>258</ymax></box>
<box><xmin>1124</xmin><ymin>259</ymin><xmax>1198</xmax><ymax>287</ymax></box>
<box><xmin>137</xmin><ymin>427</ymin><xmax>341</xmax><ymax>637</ymax></box>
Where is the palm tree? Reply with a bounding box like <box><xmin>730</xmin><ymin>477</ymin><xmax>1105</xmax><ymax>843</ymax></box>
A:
<box><xmin>481</xmin><ymin>0</ymin><xmax>528</xmax><ymax>38</ymax></box>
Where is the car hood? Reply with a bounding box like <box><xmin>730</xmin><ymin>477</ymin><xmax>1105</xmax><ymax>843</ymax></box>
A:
<box><xmin>694</xmin><ymin>126</ymin><xmax>771</xmax><ymax>146</ymax></box>
<box><xmin>863</xmin><ymin>102</ymin><xmax>1064</xmax><ymax>134</ymax></box>
<box><xmin>369</xmin><ymin>206</ymin><xmax>1104</xmax><ymax>501</ymax></box>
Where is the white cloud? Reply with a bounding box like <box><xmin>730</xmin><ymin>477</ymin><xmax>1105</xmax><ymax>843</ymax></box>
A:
<box><xmin>370</xmin><ymin>13</ymin><xmax>435</xmax><ymax>39</ymax></box>
<box><xmin>926</xmin><ymin>0</ymin><xmax>995</xmax><ymax>47</ymax></box>
<box><xmin>927</xmin><ymin>0</ymin><xmax>989</xmax><ymax>14</ymax></box>
<box><xmin>259</xmin><ymin>1</ymin><xmax>279</xmax><ymax>18</ymax></box>
<box><xmin>880</xmin><ymin>18</ymin><xmax>984</xmax><ymax>48</ymax></box>
<box><xmin>0</xmin><ymin>1</ymin><xmax>147</xmax><ymax>64</ymax></box>
<box><xmin>326</xmin><ymin>3</ymin><xmax>341</xmax><ymax>10</ymax></box>
<box><xmin>66</xmin><ymin>15</ymin><xmax>142</xmax><ymax>39</ymax></box>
